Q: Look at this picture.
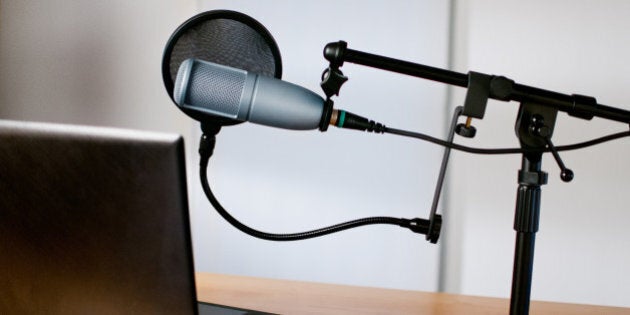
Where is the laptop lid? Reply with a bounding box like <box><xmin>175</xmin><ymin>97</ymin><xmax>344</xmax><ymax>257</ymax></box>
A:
<box><xmin>0</xmin><ymin>120</ymin><xmax>198</xmax><ymax>314</ymax></box>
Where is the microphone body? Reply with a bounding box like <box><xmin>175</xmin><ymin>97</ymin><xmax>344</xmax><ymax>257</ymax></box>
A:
<box><xmin>175</xmin><ymin>58</ymin><xmax>325</xmax><ymax>130</ymax></box>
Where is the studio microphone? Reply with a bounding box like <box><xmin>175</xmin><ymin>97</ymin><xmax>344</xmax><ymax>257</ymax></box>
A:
<box><xmin>174</xmin><ymin>58</ymin><xmax>325</xmax><ymax>130</ymax></box>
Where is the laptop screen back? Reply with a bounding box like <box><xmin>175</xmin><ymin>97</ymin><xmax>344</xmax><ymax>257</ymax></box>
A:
<box><xmin>0</xmin><ymin>120</ymin><xmax>197</xmax><ymax>314</ymax></box>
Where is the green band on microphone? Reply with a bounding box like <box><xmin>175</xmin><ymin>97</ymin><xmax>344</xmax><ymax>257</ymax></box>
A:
<box><xmin>337</xmin><ymin>110</ymin><xmax>346</xmax><ymax>127</ymax></box>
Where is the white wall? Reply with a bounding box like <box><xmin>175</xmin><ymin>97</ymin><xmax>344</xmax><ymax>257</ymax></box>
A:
<box><xmin>190</xmin><ymin>0</ymin><xmax>451</xmax><ymax>291</ymax></box>
<box><xmin>0</xmin><ymin>0</ymin><xmax>196</xmax><ymax>139</ymax></box>
<box><xmin>447</xmin><ymin>0</ymin><xmax>630</xmax><ymax>307</ymax></box>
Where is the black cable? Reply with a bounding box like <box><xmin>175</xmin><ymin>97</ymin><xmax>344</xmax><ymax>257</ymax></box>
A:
<box><xmin>555</xmin><ymin>130</ymin><xmax>630</xmax><ymax>151</ymax></box>
<box><xmin>385</xmin><ymin>127</ymin><xmax>523</xmax><ymax>154</ymax></box>
<box><xmin>385</xmin><ymin>127</ymin><xmax>630</xmax><ymax>154</ymax></box>
<box><xmin>385</xmin><ymin>127</ymin><xmax>630</xmax><ymax>155</ymax></box>
<box><xmin>198</xmin><ymin>133</ymin><xmax>430</xmax><ymax>241</ymax></box>
<box><xmin>333</xmin><ymin>110</ymin><xmax>630</xmax><ymax>154</ymax></box>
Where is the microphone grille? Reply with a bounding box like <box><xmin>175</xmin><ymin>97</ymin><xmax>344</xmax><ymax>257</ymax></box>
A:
<box><xmin>179</xmin><ymin>60</ymin><xmax>247</xmax><ymax>118</ymax></box>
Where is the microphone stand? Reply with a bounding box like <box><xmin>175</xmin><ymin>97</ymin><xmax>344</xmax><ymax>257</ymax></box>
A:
<box><xmin>322</xmin><ymin>41</ymin><xmax>630</xmax><ymax>315</ymax></box>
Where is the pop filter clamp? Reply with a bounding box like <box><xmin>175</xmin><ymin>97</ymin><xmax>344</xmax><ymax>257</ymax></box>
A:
<box><xmin>322</xmin><ymin>40</ymin><xmax>630</xmax><ymax>315</ymax></box>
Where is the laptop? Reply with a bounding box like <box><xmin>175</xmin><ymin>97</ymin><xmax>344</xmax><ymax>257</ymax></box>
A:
<box><xmin>0</xmin><ymin>120</ymin><xmax>269</xmax><ymax>314</ymax></box>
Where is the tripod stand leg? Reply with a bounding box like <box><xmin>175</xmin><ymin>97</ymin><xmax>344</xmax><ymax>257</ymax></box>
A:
<box><xmin>509</xmin><ymin>155</ymin><xmax>544</xmax><ymax>315</ymax></box>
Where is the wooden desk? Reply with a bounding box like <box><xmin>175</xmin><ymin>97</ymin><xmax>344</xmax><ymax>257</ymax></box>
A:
<box><xmin>196</xmin><ymin>273</ymin><xmax>629</xmax><ymax>314</ymax></box>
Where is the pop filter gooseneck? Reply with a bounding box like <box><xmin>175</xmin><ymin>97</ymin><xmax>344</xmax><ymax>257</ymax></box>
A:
<box><xmin>162</xmin><ymin>10</ymin><xmax>282</xmax><ymax>127</ymax></box>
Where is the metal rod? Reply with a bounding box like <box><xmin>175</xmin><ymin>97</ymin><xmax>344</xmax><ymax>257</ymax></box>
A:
<box><xmin>510</xmin><ymin>154</ymin><xmax>543</xmax><ymax>315</ymax></box>
<box><xmin>344</xmin><ymin>48</ymin><xmax>469</xmax><ymax>87</ymax></box>
<box><xmin>511</xmin><ymin>231</ymin><xmax>537</xmax><ymax>315</ymax></box>
<box><xmin>427</xmin><ymin>106</ymin><xmax>462</xmax><ymax>242</ymax></box>
<box><xmin>330</xmin><ymin>43</ymin><xmax>630</xmax><ymax>123</ymax></box>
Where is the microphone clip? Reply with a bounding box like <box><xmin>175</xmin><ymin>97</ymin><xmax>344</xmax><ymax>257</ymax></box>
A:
<box><xmin>319</xmin><ymin>57</ymin><xmax>348</xmax><ymax>132</ymax></box>
<box><xmin>320</xmin><ymin>66</ymin><xmax>348</xmax><ymax>99</ymax></box>
<box><xmin>321</xmin><ymin>41</ymin><xmax>350</xmax><ymax>98</ymax></box>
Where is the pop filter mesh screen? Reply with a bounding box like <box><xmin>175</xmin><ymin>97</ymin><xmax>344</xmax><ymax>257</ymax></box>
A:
<box><xmin>163</xmin><ymin>11</ymin><xmax>281</xmax><ymax>125</ymax></box>
<box><xmin>167</xmin><ymin>17</ymin><xmax>279</xmax><ymax>86</ymax></box>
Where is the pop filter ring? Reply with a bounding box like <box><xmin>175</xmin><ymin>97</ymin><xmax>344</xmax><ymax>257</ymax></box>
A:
<box><xmin>162</xmin><ymin>10</ymin><xmax>283</xmax><ymax>126</ymax></box>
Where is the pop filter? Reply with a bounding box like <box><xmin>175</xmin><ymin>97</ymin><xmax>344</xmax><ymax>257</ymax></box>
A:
<box><xmin>162</xmin><ymin>10</ymin><xmax>282</xmax><ymax>126</ymax></box>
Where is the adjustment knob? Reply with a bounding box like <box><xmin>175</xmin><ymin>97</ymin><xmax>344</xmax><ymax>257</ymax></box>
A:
<box><xmin>560</xmin><ymin>169</ymin><xmax>574</xmax><ymax>182</ymax></box>
<box><xmin>455</xmin><ymin>123</ymin><xmax>476</xmax><ymax>138</ymax></box>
